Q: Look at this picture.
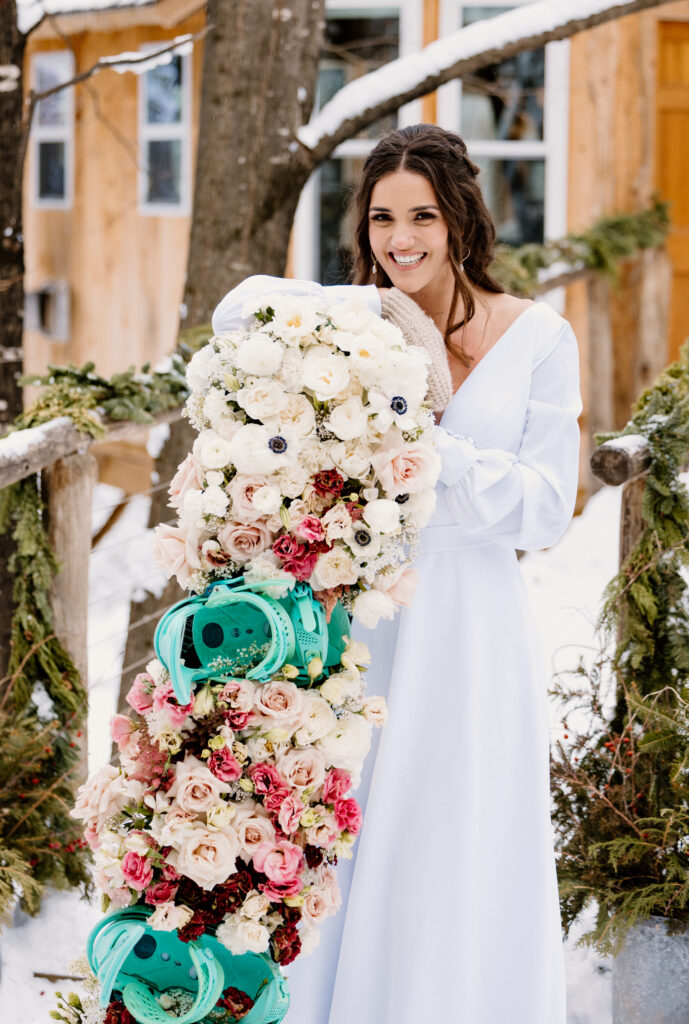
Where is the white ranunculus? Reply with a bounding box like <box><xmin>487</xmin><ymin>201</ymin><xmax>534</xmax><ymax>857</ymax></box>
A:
<box><xmin>236</xmin><ymin>379</ymin><xmax>288</xmax><ymax>420</ymax></box>
<box><xmin>228</xmin><ymin>423</ymin><xmax>297</xmax><ymax>475</ymax></box>
<box><xmin>347</xmin><ymin>333</ymin><xmax>390</xmax><ymax>385</ymax></box>
<box><xmin>302</xmin><ymin>352</ymin><xmax>350</xmax><ymax>402</ymax></box>
<box><xmin>326</xmin><ymin>397</ymin><xmax>369</xmax><ymax>441</ymax></box>
<box><xmin>271</xmin><ymin>297</ymin><xmax>321</xmax><ymax>344</ymax></box>
<box><xmin>352</xmin><ymin>588</ymin><xmax>397</xmax><ymax>629</ymax></box>
<box><xmin>251</xmin><ymin>484</ymin><xmax>282</xmax><ymax>515</ymax></box>
<box><xmin>316</xmin><ymin>714</ymin><xmax>373</xmax><ymax>775</ymax></box>
<box><xmin>201</xmin><ymin>483</ymin><xmax>230</xmax><ymax>518</ymax></box>
<box><xmin>299</xmin><ymin>438</ymin><xmax>334</xmax><ymax>475</ymax></box>
<box><xmin>194</xmin><ymin>430</ymin><xmax>234</xmax><ymax>471</ymax></box>
<box><xmin>362</xmin><ymin>498</ymin><xmax>401</xmax><ymax>535</ymax></box>
<box><xmin>330</xmin><ymin>440</ymin><xmax>372</xmax><ymax>481</ymax></box>
<box><xmin>235</xmin><ymin>334</ymin><xmax>284</xmax><ymax>376</ymax></box>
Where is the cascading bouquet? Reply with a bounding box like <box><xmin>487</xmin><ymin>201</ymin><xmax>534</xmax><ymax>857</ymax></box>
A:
<box><xmin>67</xmin><ymin>290</ymin><xmax>440</xmax><ymax>1024</ymax></box>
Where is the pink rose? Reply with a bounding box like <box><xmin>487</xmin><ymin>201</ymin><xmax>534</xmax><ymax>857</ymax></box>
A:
<box><xmin>84</xmin><ymin>823</ymin><xmax>101</xmax><ymax>851</ymax></box>
<box><xmin>110</xmin><ymin>714</ymin><xmax>140</xmax><ymax>756</ymax></box>
<box><xmin>370</xmin><ymin>440</ymin><xmax>440</xmax><ymax>499</ymax></box>
<box><xmin>277</xmin><ymin>747</ymin><xmax>327</xmax><ymax>792</ymax></box>
<box><xmin>165</xmin><ymin>822</ymin><xmax>240</xmax><ymax>890</ymax></box>
<box><xmin>277</xmin><ymin>793</ymin><xmax>305</xmax><ymax>835</ymax></box>
<box><xmin>248</xmin><ymin>763</ymin><xmax>286</xmax><ymax>795</ymax></box>
<box><xmin>208</xmin><ymin>747</ymin><xmax>242</xmax><ymax>782</ymax></box>
<box><xmin>126</xmin><ymin>673</ymin><xmax>155</xmax><ymax>715</ymax></box>
<box><xmin>152</xmin><ymin>681</ymin><xmax>194</xmax><ymax>729</ymax></box>
<box><xmin>227</xmin><ymin>474</ymin><xmax>271</xmax><ymax>523</ymax></box>
<box><xmin>70</xmin><ymin>765</ymin><xmax>143</xmax><ymax>829</ymax></box>
<box><xmin>322</xmin><ymin>768</ymin><xmax>352</xmax><ymax>804</ymax></box>
<box><xmin>144</xmin><ymin>880</ymin><xmax>179</xmax><ymax>905</ymax></box>
<box><xmin>168</xmin><ymin>453</ymin><xmax>202</xmax><ymax>511</ymax></box>
<box><xmin>293</xmin><ymin>515</ymin><xmax>325</xmax><ymax>543</ymax></box>
<box><xmin>253</xmin><ymin>839</ymin><xmax>303</xmax><ymax>884</ymax></box>
<box><xmin>302</xmin><ymin>886</ymin><xmax>338</xmax><ymax>926</ymax></box>
<box><xmin>121</xmin><ymin>851</ymin><xmax>154</xmax><ymax>892</ymax></box>
<box><xmin>333</xmin><ymin>797</ymin><xmax>363</xmax><ymax>835</ymax></box>
<box><xmin>235</xmin><ymin>813</ymin><xmax>277</xmax><ymax>856</ymax></box>
<box><xmin>254</xmin><ymin>680</ymin><xmax>305</xmax><ymax>725</ymax></box>
<box><xmin>151</xmin><ymin>522</ymin><xmax>202</xmax><ymax>588</ymax></box>
<box><xmin>218</xmin><ymin>519</ymin><xmax>273</xmax><ymax>562</ymax></box>
<box><xmin>167</xmin><ymin>755</ymin><xmax>231</xmax><ymax>814</ymax></box>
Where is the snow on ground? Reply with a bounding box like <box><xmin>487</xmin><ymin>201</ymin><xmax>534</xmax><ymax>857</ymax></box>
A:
<box><xmin>0</xmin><ymin>483</ymin><xmax>623</xmax><ymax>1022</ymax></box>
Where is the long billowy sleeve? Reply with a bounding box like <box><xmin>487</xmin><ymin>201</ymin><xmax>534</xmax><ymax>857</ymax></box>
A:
<box><xmin>434</xmin><ymin>321</ymin><xmax>582</xmax><ymax>551</ymax></box>
<box><xmin>211</xmin><ymin>275</ymin><xmax>381</xmax><ymax>333</ymax></box>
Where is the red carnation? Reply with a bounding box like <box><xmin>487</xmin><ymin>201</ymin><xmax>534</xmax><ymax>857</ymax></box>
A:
<box><xmin>312</xmin><ymin>470</ymin><xmax>345</xmax><ymax>497</ymax></box>
<box><xmin>248</xmin><ymin>762</ymin><xmax>286</xmax><ymax>795</ymax></box>
<box><xmin>273</xmin><ymin>535</ymin><xmax>302</xmax><ymax>561</ymax></box>
<box><xmin>271</xmin><ymin>922</ymin><xmax>302</xmax><ymax>966</ymax></box>
<box><xmin>208</xmin><ymin>746</ymin><xmax>242</xmax><ymax>782</ymax></box>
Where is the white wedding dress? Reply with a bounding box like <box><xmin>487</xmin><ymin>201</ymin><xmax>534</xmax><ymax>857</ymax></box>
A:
<box><xmin>212</xmin><ymin>281</ymin><xmax>581</xmax><ymax>1024</ymax></box>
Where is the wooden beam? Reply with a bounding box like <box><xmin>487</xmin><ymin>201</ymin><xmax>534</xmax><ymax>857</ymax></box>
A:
<box><xmin>422</xmin><ymin>0</ymin><xmax>440</xmax><ymax>124</ymax></box>
<box><xmin>590</xmin><ymin>434</ymin><xmax>651</xmax><ymax>486</ymax></box>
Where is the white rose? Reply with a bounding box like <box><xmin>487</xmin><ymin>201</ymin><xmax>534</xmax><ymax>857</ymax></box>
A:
<box><xmin>165</xmin><ymin>823</ymin><xmax>240</xmax><ymax>890</ymax></box>
<box><xmin>280</xmin><ymin>393</ymin><xmax>317</xmax><ymax>438</ymax></box>
<box><xmin>302</xmin><ymin>352</ymin><xmax>350</xmax><ymax>402</ymax></box>
<box><xmin>236</xmin><ymin>379</ymin><xmax>288</xmax><ymax>420</ymax></box>
<box><xmin>319</xmin><ymin>667</ymin><xmax>361</xmax><ymax>707</ymax></box>
<box><xmin>235</xmin><ymin>334</ymin><xmax>284</xmax><ymax>376</ymax></box>
<box><xmin>244</xmin><ymin>551</ymin><xmax>295</xmax><ymax>596</ymax></box>
<box><xmin>251</xmin><ymin>484</ymin><xmax>282</xmax><ymax>515</ymax></box>
<box><xmin>316</xmin><ymin>714</ymin><xmax>373</xmax><ymax>774</ymax></box>
<box><xmin>362</xmin><ymin>694</ymin><xmax>388</xmax><ymax>727</ymax></box>
<box><xmin>294</xmin><ymin>691</ymin><xmax>338</xmax><ymax>745</ymax></box>
<box><xmin>194</xmin><ymin>430</ymin><xmax>234</xmax><ymax>471</ymax></box>
<box><xmin>362</xmin><ymin>498</ymin><xmax>401</xmax><ymax>535</ymax></box>
<box><xmin>149</xmin><ymin>902</ymin><xmax>194</xmax><ymax>932</ymax></box>
<box><xmin>216</xmin><ymin>917</ymin><xmax>270</xmax><ymax>955</ymax></box>
<box><xmin>352</xmin><ymin>588</ymin><xmax>396</xmax><ymax>628</ymax></box>
<box><xmin>186</xmin><ymin>343</ymin><xmax>218</xmax><ymax>391</ymax></box>
<box><xmin>330</xmin><ymin>440</ymin><xmax>372</xmax><ymax>480</ymax></box>
<box><xmin>201</xmin><ymin>484</ymin><xmax>230</xmax><ymax>518</ymax></box>
<box><xmin>311</xmin><ymin>548</ymin><xmax>358</xmax><ymax>591</ymax></box>
<box><xmin>326</xmin><ymin>397</ymin><xmax>369</xmax><ymax>441</ymax></box>
<box><xmin>241</xmin><ymin>890</ymin><xmax>271</xmax><ymax>920</ymax></box>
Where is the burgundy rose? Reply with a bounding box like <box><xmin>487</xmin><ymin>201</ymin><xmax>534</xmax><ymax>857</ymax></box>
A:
<box><xmin>208</xmin><ymin>747</ymin><xmax>242</xmax><ymax>782</ymax></box>
<box><xmin>271</xmin><ymin>922</ymin><xmax>302</xmax><ymax>966</ymax></box>
<box><xmin>144</xmin><ymin>880</ymin><xmax>179</xmax><ymax>905</ymax></box>
<box><xmin>312</xmin><ymin>470</ymin><xmax>345</xmax><ymax>497</ymax></box>
<box><xmin>178</xmin><ymin>912</ymin><xmax>210</xmax><ymax>943</ymax></box>
<box><xmin>105</xmin><ymin>998</ymin><xmax>136</xmax><ymax>1024</ymax></box>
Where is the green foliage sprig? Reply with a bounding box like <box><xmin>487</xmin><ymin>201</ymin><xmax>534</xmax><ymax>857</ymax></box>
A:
<box><xmin>492</xmin><ymin>197</ymin><xmax>670</xmax><ymax>296</ymax></box>
<box><xmin>551</xmin><ymin>342</ymin><xmax>689</xmax><ymax>953</ymax></box>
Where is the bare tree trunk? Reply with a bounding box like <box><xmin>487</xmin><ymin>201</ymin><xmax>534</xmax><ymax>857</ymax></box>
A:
<box><xmin>118</xmin><ymin>1</ymin><xmax>327</xmax><ymax>706</ymax></box>
<box><xmin>0</xmin><ymin>1</ymin><xmax>25</xmax><ymax>678</ymax></box>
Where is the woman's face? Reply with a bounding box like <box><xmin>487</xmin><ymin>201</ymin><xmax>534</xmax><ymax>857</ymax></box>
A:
<box><xmin>368</xmin><ymin>169</ymin><xmax>451</xmax><ymax>294</ymax></box>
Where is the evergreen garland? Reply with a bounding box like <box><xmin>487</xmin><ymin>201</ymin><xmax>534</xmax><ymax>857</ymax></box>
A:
<box><xmin>551</xmin><ymin>342</ymin><xmax>689</xmax><ymax>953</ymax></box>
<box><xmin>491</xmin><ymin>198</ymin><xmax>670</xmax><ymax>296</ymax></box>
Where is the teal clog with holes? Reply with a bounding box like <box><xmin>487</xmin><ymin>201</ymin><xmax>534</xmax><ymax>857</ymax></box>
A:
<box><xmin>87</xmin><ymin>906</ymin><xmax>289</xmax><ymax>1024</ymax></box>
<box><xmin>153</xmin><ymin>576</ymin><xmax>350</xmax><ymax>704</ymax></box>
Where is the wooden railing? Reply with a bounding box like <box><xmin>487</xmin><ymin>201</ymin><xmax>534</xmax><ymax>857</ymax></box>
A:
<box><xmin>0</xmin><ymin>409</ymin><xmax>182</xmax><ymax>693</ymax></box>
<box><xmin>590</xmin><ymin>434</ymin><xmax>651</xmax><ymax>564</ymax></box>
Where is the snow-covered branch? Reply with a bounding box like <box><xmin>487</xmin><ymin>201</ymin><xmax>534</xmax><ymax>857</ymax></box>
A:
<box><xmin>298</xmin><ymin>0</ymin><xmax>670</xmax><ymax>164</ymax></box>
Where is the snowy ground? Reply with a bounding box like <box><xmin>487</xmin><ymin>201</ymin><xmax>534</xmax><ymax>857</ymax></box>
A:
<box><xmin>0</xmin><ymin>483</ymin><xmax>623</xmax><ymax>1023</ymax></box>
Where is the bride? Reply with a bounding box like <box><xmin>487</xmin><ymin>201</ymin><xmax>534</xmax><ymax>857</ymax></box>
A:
<box><xmin>212</xmin><ymin>124</ymin><xmax>581</xmax><ymax>1024</ymax></box>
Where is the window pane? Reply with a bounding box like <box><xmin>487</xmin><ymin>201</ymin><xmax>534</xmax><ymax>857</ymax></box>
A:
<box><xmin>320</xmin><ymin>15</ymin><xmax>399</xmax><ymax>139</ymax></box>
<box><xmin>146</xmin><ymin>139</ymin><xmax>181</xmax><ymax>204</ymax></box>
<box><xmin>35</xmin><ymin>65</ymin><xmax>68</xmax><ymax>127</ymax></box>
<box><xmin>145</xmin><ymin>55</ymin><xmax>183</xmax><ymax>124</ymax></box>
<box><xmin>461</xmin><ymin>6</ymin><xmax>544</xmax><ymax>142</ymax></box>
<box><xmin>319</xmin><ymin>157</ymin><xmax>366</xmax><ymax>285</ymax></box>
<box><xmin>474</xmin><ymin>155</ymin><xmax>544</xmax><ymax>244</ymax></box>
<box><xmin>38</xmin><ymin>141</ymin><xmax>66</xmax><ymax>199</ymax></box>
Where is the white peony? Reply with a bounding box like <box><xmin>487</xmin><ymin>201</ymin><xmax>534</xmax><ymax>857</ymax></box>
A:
<box><xmin>186</xmin><ymin>343</ymin><xmax>219</xmax><ymax>391</ymax></box>
<box><xmin>235</xmin><ymin>334</ymin><xmax>284</xmax><ymax>376</ymax></box>
<box><xmin>326</xmin><ymin>397</ymin><xmax>369</xmax><ymax>441</ymax></box>
<box><xmin>279</xmin><ymin>392</ymin><xmax>317</xmax><ymax>438</ymax></box>
<box><xmin>317</xmin><ymin>714</ymin><xmax>373</xmax><ymax>776</ymax></box>
<box><xmin>362</xmin><ymin>498</ymin><xmax>401</xmax><ymax>535</ymax></box>
<box><xmin>352</xmin><ymin>588</ymin><xmax>397</xmax><ymax>628</ymax></box>
<box><xmin>311</xmin><ymin>548</ymin><xmax>359</xmax><ymax>591</ymax></box>
<box><xmin>236</xmin><ymin>379</ymin><xmax>288</xmax><ymax>420</ymax></box>
<box><xmin>302</xmin><ymin>352</ymin><xmax>350</xmax><ymax>402</ymax></box>
<box><xmin>277</xmin><ymin>349</ymin><xmax>305</xmax><ymax>391</ymax></box>
<box><xmin>347</xmin><ymin>333</ymin><xmax>390</xmax><ymax>385</ymax></box>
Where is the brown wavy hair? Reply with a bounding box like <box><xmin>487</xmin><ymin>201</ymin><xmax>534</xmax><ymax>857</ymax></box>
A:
<box><xmin>350</xmin><ymin>124</ymin><xmax>504</xmax><ymax>362</ymax></box>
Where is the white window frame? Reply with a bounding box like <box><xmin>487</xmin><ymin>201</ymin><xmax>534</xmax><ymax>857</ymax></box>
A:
<box><xmin>293</xmin><ymin>0</ymin><xmax>424</xmax><ymax>281</ymax></box>
<box><xmin>31</xmin><ymin>50</ymin><xmax>75</xmax><ymax>210</ymax></box>
<box><xmin>138</xmin><ymin>44</ymin><xmax>192</xmax><ymax>217</ymax></box>
<box><xmin>436</xmin><ymin>0</ymin><xmax>570</xmax><ymax>242</ymax></box>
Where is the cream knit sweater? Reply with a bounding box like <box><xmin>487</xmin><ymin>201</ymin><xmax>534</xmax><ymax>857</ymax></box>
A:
<box><xmin>380</xmin><ymin>288</ymin><xmax>453</xmax><ymax>413</ymax></box>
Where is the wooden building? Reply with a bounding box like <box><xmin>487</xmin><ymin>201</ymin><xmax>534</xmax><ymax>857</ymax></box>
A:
<box><xmin>20</xmin><ymin>0</ymin><xmax>689</xmax><ymax>497</ymax></box>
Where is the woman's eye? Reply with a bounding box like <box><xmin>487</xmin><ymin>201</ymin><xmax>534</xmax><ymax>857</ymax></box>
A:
<box><xmin>415</xmin><ymin>211</ymin><xmax>435</xmax><ymax>221</ymax></box>
<box><xmin>369</xmin><ymin>213</ymin><xmax>391</xmax><ymax>222</ymax></box>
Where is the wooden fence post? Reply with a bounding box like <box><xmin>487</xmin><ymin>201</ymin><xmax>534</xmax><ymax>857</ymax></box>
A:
<box><xmin>43</xmin><ymin>450</ymin><xmax>98</xmax><ymax>776</ymax></box>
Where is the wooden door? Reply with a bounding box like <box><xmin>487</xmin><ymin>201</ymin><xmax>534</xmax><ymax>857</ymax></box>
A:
<box><xmin>657</xmin><ymin>21</ymin><xmax>689</xmax><ymax>361</ymax></box>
